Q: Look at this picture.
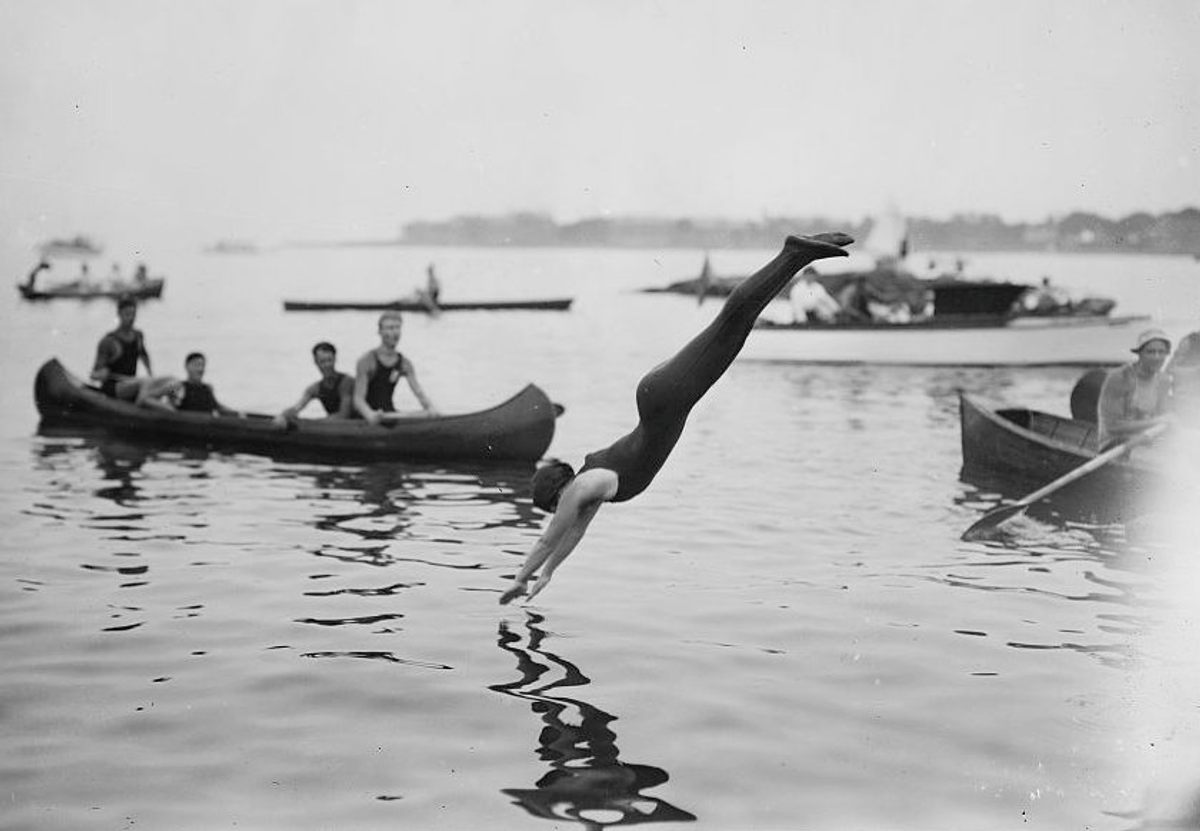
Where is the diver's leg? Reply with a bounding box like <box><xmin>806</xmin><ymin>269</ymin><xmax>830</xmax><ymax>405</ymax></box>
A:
<box><xmin>641</xmin><ymin>233</ymin><xmax>852</xmax><ymax>411</ymax></box>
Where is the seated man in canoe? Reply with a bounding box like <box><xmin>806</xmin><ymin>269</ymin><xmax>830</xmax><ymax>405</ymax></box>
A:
<box><xmin>1097</xmin><ymin>329</ymin><xmax>1173</xmax><ymax>451</ymax></box>
<box><xmin>90</xmin><ymin>296</ymin><xmax>177</xmax><ymax>411</ymax></box>
<box><xmin>174</xmin><ymin>352</ymin><xmax>241</xmax><ymax>417</ymax></box>
<box><xmin>353</xmin><ymin>311</ymin><xmax>438</xmax><ymax>423</ymax></box>
<box><xmin>272</xmin><ymin>341</ymin><xmax>356</xmax><ymax>427</ymax></box>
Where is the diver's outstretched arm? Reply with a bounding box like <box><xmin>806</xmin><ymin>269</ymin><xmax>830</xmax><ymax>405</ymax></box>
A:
<box><xmin>500</xmin><ymin>469</ymin><xmax>618</xmax><ymax>604</ymax></box>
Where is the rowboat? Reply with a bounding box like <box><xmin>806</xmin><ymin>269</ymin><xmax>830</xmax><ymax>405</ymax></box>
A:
<box><xmin>958</xmin><ymin>392</ymin><xmax>1156</xmax><ymax>518</ymax></box>
<box><xmin>744</xmin><ymin>313</ymin><xmax>1150</xmax><ymax>366</ymax></box>
<box><xmin>282</xmin><ymin>298</ymin><xmax>573</xmax><ymax>313</ymax></box>
<box><xmin>34</xmin><ymin>359</ymin><xmax>558</xmax><ymax>463</ymax></box>
<box><xmin>18</xmin><ymin>278</ymin><xmax>165</xmax><ymax>301</ymax></box>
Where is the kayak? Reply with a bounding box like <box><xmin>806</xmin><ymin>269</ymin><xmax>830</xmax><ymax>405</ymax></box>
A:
<box><xmin>34</xmin><ymin>358</ymin><xmax>558</xmax><ymax>463</ymax></box>
<box><xmin>19</xmin><ymin>278</ymin><xmax>165</xmax><ymax>301</ymax></box>
<box><xmin>282</xmin><ymin>298</ymin><xmax>573</xmax><ymax>313</ymax></box>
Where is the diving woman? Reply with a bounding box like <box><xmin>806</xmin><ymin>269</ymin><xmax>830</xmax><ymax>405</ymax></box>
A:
<box><xmin>500</xmin><ymin>232</ymin><xmax>853</xmax><ymax>604</ymax></box>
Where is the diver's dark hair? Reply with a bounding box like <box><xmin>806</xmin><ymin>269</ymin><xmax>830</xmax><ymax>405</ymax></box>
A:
<box><xmin>312</xmin><ymin>341</ymin><xmax>337</xmax><ymax>357</ymax></box>
<box><xmin>184</xmin><ymin>351</ymin><xmax>205</xmax><ymax>364</ymax></box>
<box><xmin>116</xmin><ymin>295</ymin><xmax>137</xmax><ymax>311</ymax></box>
<box><xmin>531</xmin><ymin>461</ymin><xmax>576</xmax><ymax>512</ymax></box>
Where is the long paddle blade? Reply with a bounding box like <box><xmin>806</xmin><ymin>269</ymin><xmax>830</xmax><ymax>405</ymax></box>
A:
<box><xmin>960</xmin><ymin>422</ymin><xmax>1169</xmax><ymax>541</ymax></box>
<box><xmin>961</xmin><ymin>503</ymin><xmax>1030</xmax><ymax>542</ymax></box>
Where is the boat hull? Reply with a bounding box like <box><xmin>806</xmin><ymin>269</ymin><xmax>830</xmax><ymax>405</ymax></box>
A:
<box><xmin>19</xmin><ymin>279</ymin><xmax>165</xmax><ymax>301</ymax></box>
<box><xmin>34</xmin><ymin>359</ymin><xmax>557</xmax><ymax>463</ymax></box>
<box><xmin>959</xmin><ymin>392</ymin><xmax>1156</xmax><ymax>517</ymax></box>
<box><xmin>744</xmin><ymin>314</ymin><xmax>1150</xmax><ymax>366</ymax></box>
<box><xmin>283</xmin><ymin>298</ymin><xmax>572</xmax><ymax>313</ymax></box>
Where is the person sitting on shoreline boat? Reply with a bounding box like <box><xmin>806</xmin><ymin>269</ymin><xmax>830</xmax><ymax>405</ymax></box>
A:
<box><xmin>1096</xmin><ymin>328</ymin><xmax>1173</xmax><ymax>450</ymax></box>
<box><xmin>353</xmin><ymin>311</ymin><xmax>438</xmax><ymax>423</ymax></box>
<box><xmin>499</xmin><ymin>232</ymin><xmax>854</xmax><ymax>605</ymax></box>
<box><xmin>1020</xmin><ymin>276</ymin><xmax>1073</xmax><ymax>315</ymax></box>
<box><xmin>90</xmin><ymin>297</ymin><xmax>178</xmax><ymax>411</ymax></box>
<box><xmin>788</xmin><ymin>268</ymin><xmax>840</xmax><ymax>324</ymax></box>
<box><xmin>174</xmin><ymin>352</ymin><xmax>241</xmax><ymax>417</ymax></box>
<box><xmin>272</xmin><ymin>341</ymin><xmax>356</xmax><ymax>427</ymax></box>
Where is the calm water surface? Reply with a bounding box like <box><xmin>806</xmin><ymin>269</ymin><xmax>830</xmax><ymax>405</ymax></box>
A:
<box><xmin>2</xmin><ymin>243</ymin><xmax>1199</xmax><ymax>829</ymax></box>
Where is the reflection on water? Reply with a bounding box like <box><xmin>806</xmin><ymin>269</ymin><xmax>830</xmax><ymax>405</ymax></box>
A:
<box><xmin>491</xmin><ymin>613</ymin><xmax>696</xmax><ymax>829</ymax></box>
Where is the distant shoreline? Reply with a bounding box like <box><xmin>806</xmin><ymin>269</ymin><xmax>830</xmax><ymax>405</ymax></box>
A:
<box><xmin>276</xmin><ymin>207</ymin><xmax>1200</xmax><ymax>256</ymax></box>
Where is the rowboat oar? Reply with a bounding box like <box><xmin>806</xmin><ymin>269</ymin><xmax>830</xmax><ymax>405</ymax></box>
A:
<box><xmin>961</xmin><ymin>422</ymin><xmax>1169</xmax><ymax>541</ymax></box>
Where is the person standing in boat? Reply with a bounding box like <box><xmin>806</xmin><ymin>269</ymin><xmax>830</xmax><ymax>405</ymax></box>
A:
<box><xmin>353</xmin><ymin>311</ymin><xmax>438</xmax><ymax>423</ymax></box>
<box><xmin>500</xmin><ymin>232</ymin><xmax>853</xmax><ymax>605</ymax></box>
<box><xmin>272</xmin><ymin>341</ymin><xmax>356</xmax><ymax>426</ymax></box>
<box><xmin>1096</xmin><ymin>328</ymin><xmax>1173</xmax><ymax>450</ymax></box>
<box><xmin>90</xmin><ymin>296</ymin><xmax>177</xmax><ymax>411</ymax></box>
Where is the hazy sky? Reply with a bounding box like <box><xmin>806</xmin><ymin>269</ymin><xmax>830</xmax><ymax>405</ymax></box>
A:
<box><xmin>1</xmin><ymin>0</ymin><xmax>1197</xmax><ymax>246</ymax></box>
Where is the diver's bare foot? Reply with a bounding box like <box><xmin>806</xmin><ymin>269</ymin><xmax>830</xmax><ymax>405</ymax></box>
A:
<box><xmin>785</xmin><ymin>232</ymin><xmax>854</xmax><ymax>258</ymax></box>
<box><xmin>499</xmin><ymin>583</ymin><xmax>527</xmax><ymax>605</ymax></box>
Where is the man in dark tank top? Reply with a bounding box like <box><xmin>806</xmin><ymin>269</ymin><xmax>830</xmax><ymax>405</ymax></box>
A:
<box><xmin>273</xmin><ymin>341</ymin><xmax>356</xmax><ymax>427</ymax></box>
<box><xmin>353</xmin><ymin>312</ymin><xmax>437</xmax><ymax>424</ymax></box>
<box><xmin>89</xmin><ymin>296</ymin><xmax>178</xmax><ymax>411</ymax></box>
<box><xmin>174</xmin><ymin>352</ymin><xmax>240</xmax><ymax>416</ymax></box>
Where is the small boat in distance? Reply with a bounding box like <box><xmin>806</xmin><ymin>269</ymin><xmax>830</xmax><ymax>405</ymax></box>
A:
<box><xmin>19</xmin><ymin>276</ymin><xmax>165</xmax><ymax>301</ymax></box>
<box><xmin>34</xmin><ymin>359</ymin><xmax>558</xmax><ymax>463</ymax></box>
<box><xmin>204</xmin><ymin>239</ymin><xmax>261</xmax><ymax>255</ymax></box>
<box><xmin>283</xmin><ymin>297</ymin><xmax>573</xmax><ymax>313</ymax></box>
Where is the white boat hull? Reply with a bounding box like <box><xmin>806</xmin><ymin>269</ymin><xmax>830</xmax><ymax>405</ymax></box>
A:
<box><xmin>742</xmin><ymin>314</ymin><xmax>1156</xmax><ymax>366</ymax></box>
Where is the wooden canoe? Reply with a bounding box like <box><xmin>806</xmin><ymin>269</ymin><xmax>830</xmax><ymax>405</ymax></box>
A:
<box><xmin>19</xmin><ymin>278</ymin><xmax>165</xmax><ymax>301</ymax></box>
<box><xmin>958</xmin><ymin>392</ymin><xmax>1157</xmax><ymax>516</ymax></box>
<box><xmin>282</xmin><ymin>297</ymin><xmax>573</xmax><ymax>313</ymax></box>
<box><xmin>34</xmin><ymin>358</ymin><xmax>558</xmax><ymax>463</ymax></box>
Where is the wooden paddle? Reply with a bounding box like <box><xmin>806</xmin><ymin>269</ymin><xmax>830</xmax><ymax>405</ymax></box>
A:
<box><xmin>961</xmin><ymin>422</ymin><xmax>1169</xmax><ymax>541</ymax></box>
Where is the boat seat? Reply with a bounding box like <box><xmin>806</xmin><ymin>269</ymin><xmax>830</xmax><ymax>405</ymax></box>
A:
<box><xmin>1028</xmin><ymin>411</ymin><xmax>1096</xmax><ymax>451</ymax></box>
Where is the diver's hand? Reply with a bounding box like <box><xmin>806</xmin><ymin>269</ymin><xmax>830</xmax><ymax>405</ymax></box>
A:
<box><xmin>498</xmin><ymin>582</ymin><xmax>527</xmax><ymax>605</ymax></box>
<box><xmin>525</xmin><ymin>573</ymin><xmax>553</xmax><ymax>602</ymax></box>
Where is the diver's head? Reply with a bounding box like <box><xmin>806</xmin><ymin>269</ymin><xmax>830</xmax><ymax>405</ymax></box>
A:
<box><xmin>531</xmin><ymin>460</ymin><xmax>576</xmax><ymax>513</ymax></box>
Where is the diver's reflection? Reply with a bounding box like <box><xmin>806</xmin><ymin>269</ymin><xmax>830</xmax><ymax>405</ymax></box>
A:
<box><xmin>38</xmin><ymin>433</ymin><xmax>153</xmax><ymax>506</ymax></box>
<box><xmin>491</xmin><ymin>613</ymin><xmax>696</xmax><ymax>828</ymax></box>
<box><xmin>300</xmin><ymin>461</ymin><xmax>544</xmax><ymax>542</ymax></box>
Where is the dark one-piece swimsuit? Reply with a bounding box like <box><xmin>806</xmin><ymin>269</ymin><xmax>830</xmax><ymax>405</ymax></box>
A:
<box><xmin>99</xmin><ymin>330</ymin><xmax>144</xmax><ymax>398</ymax></box>
<box><xmin>317</xmin><ymin>371</ymin><xmax>351</xmax><ymax>414</ymax></box>
<box><xmin>578</xmin><ymin>238</ymin><xmax>831</xmax><ymax>502</ymax></box>
<box><xmin>365</xmin><ymin>353</ymin><xmax>406</xmax><ymax>412</ymax></box>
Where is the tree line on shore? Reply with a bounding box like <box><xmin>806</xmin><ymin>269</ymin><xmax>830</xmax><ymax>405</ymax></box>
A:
<box><xmin>397</xmin><ymin>208</ymin><xmax>1200</xmax><ymax>254</ymax></box>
